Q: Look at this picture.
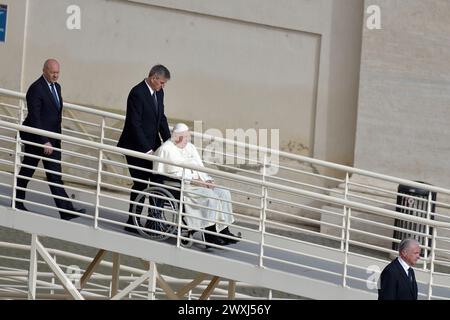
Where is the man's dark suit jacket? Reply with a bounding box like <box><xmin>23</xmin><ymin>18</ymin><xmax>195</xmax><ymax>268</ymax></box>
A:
<box><xmin>378</xmin><ymin>258</ymin><xmax>418</xmax><ymax>300</ymax></box>
<box><xmin>117</xmin><ymin>80</ymin><xmax>170</xmax><ymax>163</ymax></box>
<box><xmin>21</xmin><ymin>75</ymin><xmax>63</xmax><ymax>144</ymax></box>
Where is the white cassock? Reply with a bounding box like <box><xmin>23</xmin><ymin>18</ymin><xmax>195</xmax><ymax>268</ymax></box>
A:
<box><xmin>154</xmin><ymin>140</ymin><xmax>234</xmax><ymax>232</ymax></box>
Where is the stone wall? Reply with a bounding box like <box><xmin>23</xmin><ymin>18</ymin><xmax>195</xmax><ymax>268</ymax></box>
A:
<box><xmin>0</xmin><ymin>0</ymin><xmax>364</xmax><ymax>169</ymax></box>
<box><xmin>354</xmin><ymin>0</ymin><xmax>450</xmax><ymax>189</ymax></box>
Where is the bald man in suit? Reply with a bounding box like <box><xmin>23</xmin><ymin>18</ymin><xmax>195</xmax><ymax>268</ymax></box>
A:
<box><xmin>378</xmin><ymin>238</ymin><xmax>420</xmax><ymax>300</ymax></box>
<box><xmin>15</xmin><ymin>59</ymin><xmax>85</xmax><ymax>220</ymax></box>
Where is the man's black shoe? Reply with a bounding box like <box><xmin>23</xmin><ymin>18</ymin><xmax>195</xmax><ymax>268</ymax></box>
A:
<box><xmin>204</xmin><ymin>232</ymin><xmax>227</xmax><ymax>246</ymax></box>
<box><xmin>15</xmin><ymin>202</ymin><xmax>29</xmax><ymax>211</ymax></box>
<box><xmin>220</xmin><ymin>227</ymin><xmax>241</xmax><ymax>244</ymax></box>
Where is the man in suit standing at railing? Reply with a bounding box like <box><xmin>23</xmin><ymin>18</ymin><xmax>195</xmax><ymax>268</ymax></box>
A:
<box><xmin>15</xmin><ymin>59</ymin><xmax>85</xmax><ymax>220</ymax></box>
<box><xmin>117</xmin><ymin>64</ymin><xmax>171</xmax><ymax>233</ymax></box>
<box><xmin>378</xmin><ymin>238</ymin><xmax>420</xmax><ymax>300</ymax></box>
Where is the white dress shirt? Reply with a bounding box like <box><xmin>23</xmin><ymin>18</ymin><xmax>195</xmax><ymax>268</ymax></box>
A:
<box><xmin>44</xmin><ymin>78</ymin><xmax>60</xmax><ymax>105</ymax></box>
<box><xmin>397</xmin><ymin>257</ymin><xmax>411</xmax><ymax>276</ymax></box>
<box><xmin>145</xmin><ymin>78</ymin><xmax>155</xmax><ymax>96</ymax></box>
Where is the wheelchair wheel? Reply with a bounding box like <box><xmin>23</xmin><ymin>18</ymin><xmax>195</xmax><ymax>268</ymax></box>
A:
<box><xmin>132</xmin><ymin>186</ymin><xmax>179</xmax><ymax>241</ymax></box>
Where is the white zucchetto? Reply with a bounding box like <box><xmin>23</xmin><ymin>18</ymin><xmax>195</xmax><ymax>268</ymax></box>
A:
<box><xmin>172</xmin><ymin>123</ymin><xmax>189</xmax><ymax>133</ymax></box>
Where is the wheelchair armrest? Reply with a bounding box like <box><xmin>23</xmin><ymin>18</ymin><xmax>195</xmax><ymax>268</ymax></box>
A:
<box><xmin>154</xmin><ymin>174</ymin><xmax>182</xmax><ymax>187</ymax></box>
<box><xmin>163</xmin><ymin>179</ymin><xmax>182</xmax><ymax>187</ymax></box>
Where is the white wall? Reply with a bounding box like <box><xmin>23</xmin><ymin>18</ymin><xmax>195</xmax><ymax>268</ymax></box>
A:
<box><xmin>0</xmin><ymin>0</ymin><xmax>27</xmax><ymax>91</ymax></box>
<box><xmin>355</xmin><ymin>0</ymin><xmax>450</xmax><ymax>188</ymax></box>
<box><xmin>1</xmin><ymin>0</ymin><xmax>364</xmax><ymax>170</ymax></box>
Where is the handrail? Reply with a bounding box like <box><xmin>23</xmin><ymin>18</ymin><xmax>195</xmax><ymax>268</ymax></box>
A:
<box><xmin>3</xmin><ymin>87</ymin><xmax>450</xmax><ymax>300</ymax></box>
<box><xmin>2</xmin><ymin>87</ymin><xmax>450</xmax><ymax>195</ymax></box>
<box><xmin>1</xmin><ymin>119</ymin><xmax>449</xmax><ymax>230</ymax></box>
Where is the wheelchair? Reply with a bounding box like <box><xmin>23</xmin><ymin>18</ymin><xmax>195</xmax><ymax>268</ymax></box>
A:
<box><xmin>130</xmin><ymin>174</ymin><xmax>241</xmax><ymax>248</ymax></box>
<box><xmin>130</xmin><ymin>175</ymin><xmax>196</xmax><ymax>248</ymax></box>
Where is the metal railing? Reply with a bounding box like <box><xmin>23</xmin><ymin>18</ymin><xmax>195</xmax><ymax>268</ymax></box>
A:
<box><xmin>2</xmin><ymin>88</ymin><xmax>450</xmax><ymax>299</ymax></box>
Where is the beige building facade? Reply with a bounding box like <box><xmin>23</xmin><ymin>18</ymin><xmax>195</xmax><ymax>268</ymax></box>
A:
<box><xmin>355</xmin><ymin>0</ymin><xmax>450</xmax><ymax>189</ymax></box>
<box><xmin>0</xmin><ymin>0</ymin><xmax>364</xmax><ymax>169</ymax></box>
<box><xmin>3</xmin><ymin>0</ymin><xmax>449</xmax><ymax>187</ymax></box>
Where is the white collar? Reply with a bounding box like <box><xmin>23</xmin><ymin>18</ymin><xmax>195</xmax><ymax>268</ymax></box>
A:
<box><xmin>397</xmin><ymin>257</ymin><xmax>411</xmax><ymax>275</ymax></box>
<box><xmin>44</xmin><ymin>77</ymin><xmax>55</xmax><ymax>87</ymax></box>
<box><xmin>145</xmin><ymin>78</ymin><xmax>155</xmax><ymax>96</ymax></box>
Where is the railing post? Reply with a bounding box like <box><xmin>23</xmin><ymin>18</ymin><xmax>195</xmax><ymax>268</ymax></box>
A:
<box><xmin>11</xmin><ymin>128</ymin><xmax>22</xmax><ymax>210</ymax></box>
<box><xmin>93</xmin><ymin>147</ymin><xmax>103</xmax><ymax>229</ymax></box>
<box><xmin>423</xmin><ymin>191</ymin><xmax>433</xmax><ymax>270</ymax></box>
<box><xmin>99</xmin><ymin>117</ymin><xmax>106</xmax><ymax>145</ymax></box>
<box><xmin>341</xmin><ymin>173</ymin><xmax>351</xmax><ymax>287</ymax></box>
<box><xmin>341</xmin><ymin>173</ymin><xmax>350</xmax><ymax>251</ymax></box>
<box><xmin>11</xmin><ymin>100</ymin><xmax>25</xmax><ymax>210</ymax></box>
<box><xmin>258</xmin><ymin>155</ymin><xmax>268</xmax><ymax>268</ymax></box>
<box><xmin>176</xmin><ymin>169</ymin><xmax>186</xmax><ymax>248</ymax></box>
<box><xmin>28</xmin><ymin>234</ymin><xmax>38</xmax><ymax>300</ymax></box>
<box><xmin>93</xmin><ymin>119</ymin><xmax>106</xmax><ymax>229</ymax></box>
<box><xmin>426</xmin><ymin>192</ymin><xmax>437</xmax><ymax>300</ymax></box>
<box><xmin>50</xmin><ymin>274</ymin><xmax>55</xmax><ymax>296</ymax></box>
<box><xmin>426</xmin><ymin>225</ymin><xmax>437</xmax><ymax>300</ymax></box>
<box><xmin>267</xmin><ymin>289</ymin><xmax>272</xmax><ymax>300</ymax></box>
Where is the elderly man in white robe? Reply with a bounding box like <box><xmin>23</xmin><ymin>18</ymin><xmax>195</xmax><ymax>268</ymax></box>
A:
<box><xmin>154</xmin><ymin>123</ymin><xmax>239</xmax><ymax>246</ymax></box>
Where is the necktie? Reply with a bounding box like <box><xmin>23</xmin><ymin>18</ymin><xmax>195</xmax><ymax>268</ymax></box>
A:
<box><xmin>50</xmin><ymin>83</ymin><xmax>60</xmax><ymax>108</ymax></box>
<box><xmin>152</xmin><ymin>92</ymin><xmax>158</xmax><ymax>114</ymax></box>
<box><xmin>408</xmin><ymin>267</ymin><xmax>414</xmax><ymax>284</ymax></box>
